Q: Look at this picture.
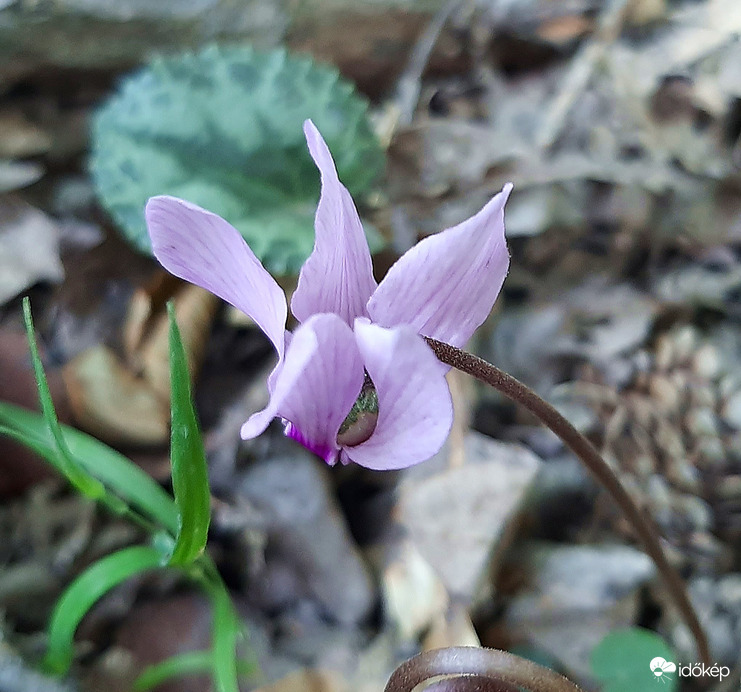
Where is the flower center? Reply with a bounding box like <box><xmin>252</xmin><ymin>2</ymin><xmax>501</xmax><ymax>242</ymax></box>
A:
<box><xmin>336</xmin><ymin>374</ymin><xmax>378</xmax><ymax>447</ymax></box>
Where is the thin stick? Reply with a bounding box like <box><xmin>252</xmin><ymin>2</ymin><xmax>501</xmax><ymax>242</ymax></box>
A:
<box><xmin>392</xmin><ymin>0</ymin><xmax>462</xmax><ymax>128</ymax></box>
<box><xmin>536</xmin><ymin>0</ymin><xmax>630</xmax><ymax>149</ymax></box>
<box><xmin>424</xmin><ymin>338</ymin><xmax>710</xmax><ymax>667</ymax></box>
<box><xmin>377</xmin><ymin>0</ymin><xmax>463</xmax><ymax>145</ymax></box>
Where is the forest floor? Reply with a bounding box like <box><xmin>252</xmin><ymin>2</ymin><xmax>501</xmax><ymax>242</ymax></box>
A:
<box><xmin>0</xmin><ymin>0</ymin><xmax>740</xmax><ymax>690</ymax></box>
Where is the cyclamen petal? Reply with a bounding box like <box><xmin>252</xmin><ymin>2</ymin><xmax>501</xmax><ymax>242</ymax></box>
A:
<box><xmin>342</xmin><ymin>319</ymin><xmax>453</xmax><ymax>471</ymax></box>
<box><xmin>147</xmin><ymin>196</ymin><xmax>287</xmax><ymax>359</ymax></box>
<box><xmin>290</xmin><ymin>120</ymin><xmax>377</xmax><ymax>326</ymax></box>
<box><xmin>146</xmin><ymin>123</ymin><xmax>512</xmax><ymax>471</ymax></box>
<box><xmin>241</xmin><ymin>313</ymin><xmax>365</xmax><ymax>465</ymax></box>
<box><xmin>367</xmin><ymin>184</ymin><xmax>512</xmax><ymax>348</ymax></box>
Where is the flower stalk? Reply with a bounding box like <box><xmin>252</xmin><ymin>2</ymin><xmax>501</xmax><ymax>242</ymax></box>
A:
<box><xmin>424</xmin><ymin>337</ymin><xmax>710</xmax><ymax>667</ymax></box>
<box><xmin>384</xmin><ymin>647</ymin><xmax>583</xmax><ymax>692</ymax></box>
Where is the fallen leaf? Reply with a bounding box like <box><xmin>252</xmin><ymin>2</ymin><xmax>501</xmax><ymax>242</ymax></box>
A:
<box><xmin>399</xmin><ymin>433</ymin><xmax>541</xmax><ymax>605</ymax></box>
<box><xmin>62</xmin><ymin>345</ymin><xmax>169</xmax><ymax>446</ymax></box>
<box><xmin>62</xmin><ymin>276</ymin><xmax>220</xmax><ymax>447</ymax></box>
<box><xmin>255</xmin><ymin>669</ymin><xmax>346</xmax><ymax>692</ymax></box>
<box><xmin>123</xmin><ymin>274</ymin><xmax>219</xmax><ymax>400</ymax></box>
<box><xmin>0</xmin><ymin>160</ymin><xmax>43</xmax><ymax>192</ymax></box>
<box><xmin>0</xmin><ymin>196</ymin><xmax>63</xmax><ymax>304</ymax></box>
<box><xmin>0</xmin><ymin>110</ymin><xmax>52</xmax><ymax>158</ymax></box>
<box><xmin>381</xmin><ymin>537</ymin><xmax>449</xmax><ymax>642</ymax></box>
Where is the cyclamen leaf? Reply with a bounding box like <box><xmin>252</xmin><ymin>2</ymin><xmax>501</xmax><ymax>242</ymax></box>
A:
<box><xmin>0</xmin><ymin>402</ymin><xmax>178</xmax><ymax>535</ymax></box>
<box><xmin>91</xmin><ymin>45</ymin><xmax>385</xmax><ymax>276</ymax></box>
<box><xmin>43</xmin><ymin>546</ymin><xmax>164</xmax><ymax>675</ymax></box>
<box><xmin>167</xmin><ymin>303</ymin><xmax>210</xmax><ymax>566</ymax></box>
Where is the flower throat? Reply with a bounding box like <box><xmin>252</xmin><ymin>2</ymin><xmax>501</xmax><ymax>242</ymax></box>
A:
<box><xmin>336</xmin><ymin>373</ymin><xmax>378</xmax><ymax>446</ymax></box>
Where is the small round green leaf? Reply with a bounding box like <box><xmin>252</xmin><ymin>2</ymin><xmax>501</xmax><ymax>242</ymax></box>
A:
<box><xmin>591</xmin><ymin>628</ymin><xmax>678</xmax><ymax>692</ymax></box>
<box><xmin>91</xmin><ymin>45</ymin><xmax>385</xmax><ymax>275</ymax></box>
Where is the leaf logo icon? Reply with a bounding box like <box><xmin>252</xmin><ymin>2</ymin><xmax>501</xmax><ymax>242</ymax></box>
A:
<box><xmin>650</xmin><ymin>657</ymin><xmax>677</xmax><ymax>681</ymax></box>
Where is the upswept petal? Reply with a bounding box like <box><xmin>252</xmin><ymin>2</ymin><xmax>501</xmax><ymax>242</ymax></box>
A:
<box><xmin>290</xmin><ymin>120</ymin><xmax>377</xmax><ymax>326</ymax></box>
<box><xmin>241</xmin><ymin>313</ymin><xmax>365</xmax><ymax>465</ymax></box>
<box><xmin>367</xmin><ymin>184</ymin><xmax>512</xmax><ymax>348</ymax></box>
<box><xmin>343</xmin><ymin>319</ymin><xmax>453</xmax><ymax>471</ymax></box>
<box><xmin>146</xmin><ymin>196</ymin><xmax>287</xmax><ymax>358</ymax></box>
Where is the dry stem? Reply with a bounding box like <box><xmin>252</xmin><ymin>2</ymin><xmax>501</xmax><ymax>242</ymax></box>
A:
<box><xmin>425</xmin><ymin>337</ymin><xmax>710</xmax><ymax>667</ymax></box>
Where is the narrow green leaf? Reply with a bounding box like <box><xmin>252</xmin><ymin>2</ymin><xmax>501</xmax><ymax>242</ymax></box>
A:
<box><xmin>22</xmin><ymin>297</ymin><xmax>105</xmax><ymax>500</ymax></box>
<box><xmin>43</xmin><ymin>546</ymin><xmax>164</xmax><ymax>675</ymax></box>
<box><xmin>207</xmin><ymin>577</ymin><xmax>241</xmax><ymax>692</ymax></box>
<box><xmin>0</xmin><ymin>403</ymin><xmax>178</xmax><ymax>535</ymax></box>
<box><xmin>134</xmin><ymin>651</ymin><xmax>255</xmax><ymax>691</ymax></box>
<box><xmin>167</xmin><ymin>303</ymin><xmax>210</xmax><ymax>566</ymax></box>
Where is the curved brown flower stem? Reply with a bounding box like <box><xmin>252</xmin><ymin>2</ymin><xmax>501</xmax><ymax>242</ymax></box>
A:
<box><xmin>384</xmin><ymin>647</ymin><xmax>583</xmax><ymax>692</ymax></box>
<box><xmin>424</xmin><ymin>338</ymin><xmax>711</xmax><ymax>667</ymax></box>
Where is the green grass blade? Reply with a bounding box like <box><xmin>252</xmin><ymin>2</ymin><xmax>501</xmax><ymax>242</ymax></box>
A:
<box><xmin>207</xmin><ymin>578</ymin><xmax>241</xmax><ymax>692</ymax></box>
<box><xmin>22</xmin><ymin>297</ymin><xmax>105</xmax><ymax>499</ymax></box>
<box><xmin>0</xmin><ymin>403</ymin><xmax>178</xmax><ymax>535</ymax></box>
<box><xmin>43</xmin><ymin>545</ymin><xmax>164</xmax><ymax>675</ymax></box>
<box><xmin>134</xmin><ymin>651</ymin><xmax>256</xmax><ymax>691</ymax></box>
<box><xmin>167</xmin><ymin>303</ymin><xmax>210</xmax><ymax>566</ymax></box>
<box><xmin>134</xmin><ymin>651</ymin><xmax>213</xmax><ymax>691</ymax></box>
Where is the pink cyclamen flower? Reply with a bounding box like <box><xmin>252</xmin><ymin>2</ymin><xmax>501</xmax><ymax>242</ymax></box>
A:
<box><xmin>146</xmin><ymin>120</ymin><xmax>511</xmax><ymax>470</ymax></box>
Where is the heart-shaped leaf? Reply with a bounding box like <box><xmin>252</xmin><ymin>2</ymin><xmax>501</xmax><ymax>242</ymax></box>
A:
<box><xmin>91</xmin><ymin>45</ymin><xmax>385</xmax><ymax>275</ymax></box>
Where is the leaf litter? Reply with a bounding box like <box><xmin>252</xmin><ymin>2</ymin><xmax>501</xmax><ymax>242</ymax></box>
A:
<box><xmin>1</xmin><ymin>0</ymin><xmax>741</xmax><ymax>689</ymax></box>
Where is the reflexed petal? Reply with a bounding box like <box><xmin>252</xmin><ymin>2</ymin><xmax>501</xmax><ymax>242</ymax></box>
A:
<box><xmin>146</xmin><ymin>196</ymin><xmax>287</xmax><ymax>358</ymax></box>
<box><xmin>343</xmin><ymin>319</ymin><xmax>453</xmax><ymax>470</ymax></box>
<box><xmin>291</xmin><ymin>120</ymin><xmax>377</xmax><ymax>325</ymax></box>
<box><xmin>367</xmin><ymin>184</ymin><xmax>512</xmax><ymax>348</ymax></box>
<box><xmin>241</xmin><ymin>313</ymin><xmax>365</xmax><ymax>465</ymax></box>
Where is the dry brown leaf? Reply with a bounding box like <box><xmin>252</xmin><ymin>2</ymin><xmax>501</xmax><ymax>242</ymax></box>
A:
<box><xmin>124</xmin><ymin>274</ymin><xmax>219</xmax><ymax>400</ymax></box>
<box><xmin>62</xmin><ymin>345</ymin><xmax>169</xmax><ymax>446</ymax></box>
<box><xmin>624</xmin><ymin>0</ymin><xmax>666</xmax><ymax>26</ymax></box>
<box><xmin>536</xmin><ymin>14</ymin><xmax>594</xmax><ymax>44</ymax></box>
<box><xmin>421</xmin><ymin>602</ymin><xmax>480</xmax><ymax>651</ymax></box>
<box><xmin>399</xmin><ymin>433</ymin><xmax>541</xmax><ymax>606</ymax></box>
<box><xmin>0</xmin><ymin>110</ymin><xmax>51</xmax><ymax>158</ymax></box>
<box><xmin>381</xmin><ymin>538</ymin><xmax>449</xmax><ymax>642</ymax></box>
<box><xmin>611</xmin><ymin>0</ymin><xmax>741</xmax><ymax>100</ymax></box>
<box><xmin>62</xmin><ymin>275</ymin><xmax>220</xmax><ymax>446</ymax></box>
<box><xmin>255</xmin><ymin>669</ymin><xmax>347</xmax><ymax>692</ymax></box>
<box><xmin>0</xmin><ymin>195</ymin><xmax>63</xmax><ymax>304</ymax></box>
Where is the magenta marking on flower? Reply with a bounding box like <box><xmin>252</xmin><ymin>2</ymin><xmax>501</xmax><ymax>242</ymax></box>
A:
<box><xmin>145</xmin><ymin>120</ymin><xmax>512</xmax><ymax>470</ymax></box>
<box><xmin>284</xmin><ymin>420</ymin><xmax>336</xmax><ymax>465</ymax></box>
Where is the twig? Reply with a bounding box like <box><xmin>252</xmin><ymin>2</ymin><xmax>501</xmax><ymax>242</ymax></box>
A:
<box><xmin>424</xmin><ymin>337</ymin><xmax>711</xmax><ymax>667</ymax></box>
<box><xmin>536</xmin><ymin>0</ymin><xmax>631</xmax><ymax>150</ymax></box>
<box><xmin>378</xmin><ymin>0</ymin><xmax>463</xmax><ymax>145</ymax></box>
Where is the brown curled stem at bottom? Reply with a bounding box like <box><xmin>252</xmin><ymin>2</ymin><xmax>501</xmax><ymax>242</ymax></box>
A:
<box><xmin>424</xmin><ymin>338</ymin><xmax>710</xmax><ymax>668</ymax></box>
<box><xmin>384</xmin><ymin>647</ymin><xmax>583</xmax><ymax>692</ymax></box>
